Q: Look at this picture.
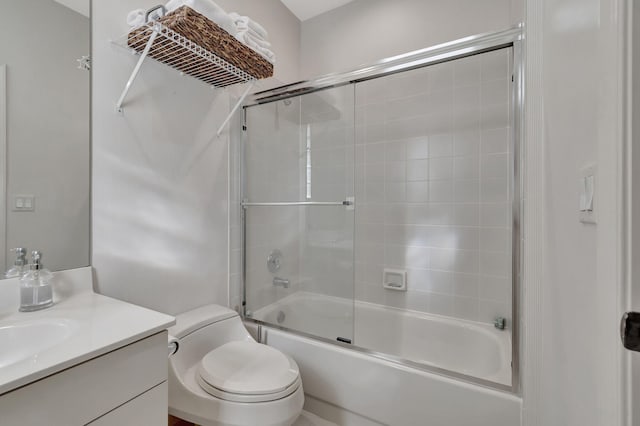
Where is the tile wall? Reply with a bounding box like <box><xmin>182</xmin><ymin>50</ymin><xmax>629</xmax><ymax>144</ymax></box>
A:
<box><xmin>353</xmin><ymin>47</ymin><xmax>513</xmax><ymax>324</ymax></box>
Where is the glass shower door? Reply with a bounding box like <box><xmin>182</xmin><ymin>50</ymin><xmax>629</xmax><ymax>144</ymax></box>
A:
<box><xmin>243</xmin><ymin>85</ymin><xmax>355</xmax><ymax>343</ymax></box>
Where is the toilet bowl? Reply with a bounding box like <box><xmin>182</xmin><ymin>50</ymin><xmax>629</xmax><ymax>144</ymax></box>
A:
<box><xmin>168</xmin><ymin>304</ymin><xmax>304</xmax><ymax>426</ymax></box>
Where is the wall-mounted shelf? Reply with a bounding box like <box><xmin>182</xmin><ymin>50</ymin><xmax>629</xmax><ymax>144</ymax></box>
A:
<box><xmin>113</xmin><ymin>6</ymin><xmax>269</xmax><ymax>136</ymax></box>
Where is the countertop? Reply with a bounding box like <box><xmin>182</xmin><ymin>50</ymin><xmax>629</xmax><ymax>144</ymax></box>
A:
<box><xmin>0</xmin><ymin>267</ymin><xmax>175</xmax><ymax>395</ymax></box>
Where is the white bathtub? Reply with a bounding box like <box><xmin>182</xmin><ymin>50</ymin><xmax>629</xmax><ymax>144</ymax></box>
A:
<box><xmin>252</xmin><ymin>292</ymin><xmax>512</xmax><ymax>386</ymax></box>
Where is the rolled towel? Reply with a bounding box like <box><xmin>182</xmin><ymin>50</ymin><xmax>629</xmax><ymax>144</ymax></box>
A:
<box><xmin>126</xmin><ymin>9</ymin><xmax>146</xmax><ymax>27</ymax></box>
<box><xmin>127</xmin><ymin>7</ymin><xmax>168</xmax><ymax>27</ymax></box>
<box><xmin>229</xmin><ymin>12</ymin><xmax>268</xmax><ymax>39</ymax></box>
<box><xmin>165</xmin><ymin>0</ymin><xmax>236</xmax><ymax>35</ymax></box>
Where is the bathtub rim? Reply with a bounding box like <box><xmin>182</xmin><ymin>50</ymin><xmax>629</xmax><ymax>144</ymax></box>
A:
<box><xmin>250</xmin><ymin>291</ymin><xmax>512</xmax><ymax>387</ymax></box>
<box><xmin>244</xmin><ymin>311</ymin><xmax>514</xmax><ymax>394</ymax></box>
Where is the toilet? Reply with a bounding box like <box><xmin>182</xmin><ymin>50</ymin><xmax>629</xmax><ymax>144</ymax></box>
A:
<box><xmin>167</xmin><ymin>304</ymin><xmax>304</xmax><ymax>426</ymax></box>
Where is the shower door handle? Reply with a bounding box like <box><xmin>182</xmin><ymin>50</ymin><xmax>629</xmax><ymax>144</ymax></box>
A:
<box><xmin>621</xmin><ymin>312</ymin><xmax>640</xmax><ymax>351</ymax></box>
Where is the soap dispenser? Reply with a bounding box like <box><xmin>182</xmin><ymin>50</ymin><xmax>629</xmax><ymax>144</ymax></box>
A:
<box><xmin>19</xmin><ymin>251</ymin><xmax>53</xmax><ymax>312</ymax></box>
<box><xmin>5</xmin><ymin>247</ymin><xmax>28</xmax><ymax>279</ymax></box>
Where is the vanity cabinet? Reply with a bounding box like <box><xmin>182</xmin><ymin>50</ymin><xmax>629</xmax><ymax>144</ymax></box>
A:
<box><xmin>0</xmin><ymin>331</ymin><xmax>168</xmax><ymax>425</ymax></box>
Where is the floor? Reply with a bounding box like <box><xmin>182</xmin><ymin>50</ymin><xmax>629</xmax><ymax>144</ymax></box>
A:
<box><xmin>168</xmin><ymin>416</ymin><xmax>193</xmax><ymax>426</ymax></box>
<box><xmin>169</xmin><ymin>411</ymin><xmax>338</xmax><ymax>426</ymax></box>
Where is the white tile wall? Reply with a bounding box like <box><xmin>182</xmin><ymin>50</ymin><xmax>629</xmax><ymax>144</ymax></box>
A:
<box><xmin>354</xmin><ymin>47</ymin><xmax>513</xmax><ymax>324</ymax></box>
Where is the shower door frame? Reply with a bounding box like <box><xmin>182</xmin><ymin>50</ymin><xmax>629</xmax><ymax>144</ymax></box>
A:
<box><xmin>239</xmin><ymin>25</ymin><xmax>524</xmax><ymax>394</ymax></box>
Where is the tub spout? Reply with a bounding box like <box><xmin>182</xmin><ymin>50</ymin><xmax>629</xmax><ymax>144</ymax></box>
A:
<box><xmin>273</xmin><ymin>277</ymin><xmax>290</xmax><ymax>288</ymax></box>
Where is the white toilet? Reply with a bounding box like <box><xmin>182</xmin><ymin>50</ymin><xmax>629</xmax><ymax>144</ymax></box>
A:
<box><xmin>167</xmin><ymin>304</ymin><xmax>304</xmax><ymax>426</ymax></box>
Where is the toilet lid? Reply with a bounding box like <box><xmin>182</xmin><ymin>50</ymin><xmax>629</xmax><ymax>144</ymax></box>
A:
<box><xmin>198</xmin><ymin>341</ymin><xmax>300</xmax><ymax>396</ymax></box>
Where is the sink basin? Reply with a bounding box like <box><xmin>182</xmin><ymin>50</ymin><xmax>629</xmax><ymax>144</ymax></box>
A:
<box><xmin>0</xmin><ymin>319</ymin><xmax>78</xmax><ymax>368</ymax></box>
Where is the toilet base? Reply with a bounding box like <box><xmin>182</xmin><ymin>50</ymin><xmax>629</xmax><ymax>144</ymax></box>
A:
<box><xmin>169</xmin><ymin>410</ymin><xmax>338</xmax><ymax>426</ymax></box>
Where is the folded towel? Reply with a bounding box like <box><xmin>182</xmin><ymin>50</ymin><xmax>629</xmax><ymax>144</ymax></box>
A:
<box><xmin>229</xmin><ymin>12</ymin><xmax>268</xmax><ymax>39</ymax></box>
<box><xmin>165</xmin><ymin>0</ymin><xmax>236</xmax><ymax>35</ymax></box>
<box><xmin>237</xmin><ymin>29</ymin><xmax>271</xmax><ymax>48</ymax></box>
<box><xmin>235</xmin><ymin>31</ymin><xmax>275</xmax><ymax>63</ymax></box>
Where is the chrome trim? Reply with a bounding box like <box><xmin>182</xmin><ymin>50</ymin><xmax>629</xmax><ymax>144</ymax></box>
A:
<box><xmin>249</xmin><ymin>318</ymin><xmax>513</xmax><ymax>393</ymax></box>
<box><xmin>245</xmin><ymin>25</ymin><xmax>523</xmax><ymax>106</ymax></box>
<box><xmin>272</xmin><ymin>277</ymin><xmax>290</xmax><ymax>288</ymax></box>
<box><xmin>511</xmin><ymin>39</ymin><xmax>524</xmax><ymax>395</ymax></box>
<box><xmin>241</xmin><ymin>201</ymin><xmax>352</xmax><ymax>207</ymax></box>
<box><xmin>240</xmin><ymin>107</ymin><xmax>248</xmax><ymax>317</ymax></box>
<box><xmin>256</xmin><ymin>324</ymin><xmax>263</xmax><ymax>343</ymax></box>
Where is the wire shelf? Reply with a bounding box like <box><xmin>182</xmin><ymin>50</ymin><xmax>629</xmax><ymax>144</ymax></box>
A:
<box><xmin>112</xmin><ymin>6</ymin><xmax>264</xmax><ymax>134</ymax></box>
<box><xmin>116</xmin><ymin>21</ymin><xmax>258</xmax><ymax>88</ymax></box>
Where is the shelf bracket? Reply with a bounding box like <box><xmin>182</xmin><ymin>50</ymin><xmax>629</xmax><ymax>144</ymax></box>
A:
<box><xmin>216</xmin><ymin>83</ymin><xmax>255</xmax><ymax>137</ymax></box>
<box><xmin>115</xmin><ymin>27</ymin><xmax>159</xmax><ymax>113</ymax></box>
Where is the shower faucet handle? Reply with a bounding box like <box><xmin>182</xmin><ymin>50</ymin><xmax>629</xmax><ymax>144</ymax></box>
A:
<box><xmin>267</xmin><ymin>249</ymin><xmax>282</xmax><ymax>273</ymax></box>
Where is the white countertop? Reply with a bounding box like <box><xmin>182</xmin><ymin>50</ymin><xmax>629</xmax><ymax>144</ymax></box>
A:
<box><xmin>0</xmin><ymin>267</ymin><xmax>175</xmax><ymax>395</ymax></box>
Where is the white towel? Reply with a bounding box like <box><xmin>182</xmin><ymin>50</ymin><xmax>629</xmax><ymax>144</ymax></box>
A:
<box><xmin>127</xmin><ymin>9</ymin><xmax>145</xmax><ymax>27</ymax></box>
<box><xmin>238</xmin><ymin>29</ymin><xmax>271</xmax><ymax>48</ymax></box>
<box><xmin>127</xmin><ymin>8</ymin><xmax>163</xmax><ymax>27</ymax></box>
<box><xmin>229</xmin><ymin>12</ymin><xmax>268</xmax><ymax>39</ymax></box>
<box><xmin>165</xmin><ymin>0</ymin><xmax>236</xmax><ymax>35</ymax></box>
<box><xmin>235</xmin><ymin>31</ymin><xmax>275</xmax><ymax>63</ymax></box>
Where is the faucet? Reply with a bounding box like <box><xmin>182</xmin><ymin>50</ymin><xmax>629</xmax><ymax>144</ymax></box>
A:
<box><xmin>494</xmin><ymin>317</ymin><xmax>506</xmax><ymax>330</ymax></box>
<box><xmin>273</xmin><ymin>277</ymin><xmax>290</xmax><ymax>289</ymax></box>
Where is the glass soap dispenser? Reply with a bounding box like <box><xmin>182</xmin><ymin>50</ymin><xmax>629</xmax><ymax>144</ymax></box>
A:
<box><xmin>19</xmin><ymin>251</ymin><xmax>53</xmax><ymax>312</ymax></box>
<box><xmin>5</xmin><ymin>247</ymin><xmax>28</xmax><ymax>278</ymax></box>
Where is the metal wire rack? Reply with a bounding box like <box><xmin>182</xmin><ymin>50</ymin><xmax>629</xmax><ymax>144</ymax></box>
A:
<box><xmin>112</xmin><ymin>7</ymin><xmax>258</xmax><ymax>135</ymax></box>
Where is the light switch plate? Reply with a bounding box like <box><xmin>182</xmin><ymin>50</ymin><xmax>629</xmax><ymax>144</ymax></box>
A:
<box><xmin>13</xmin><ymin>195</ymin><xmax>35</xmax><ymax>212</ymax></box>
<box><xmin>579</xmin><ymin>164</ymin><xmax>596</xmax><ymax>224</ymax></box>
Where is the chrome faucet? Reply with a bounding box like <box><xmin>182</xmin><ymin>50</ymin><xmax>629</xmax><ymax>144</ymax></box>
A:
<box><xmin>494</xmin><ymin>317</ymin><xmax>506</xmax><ymax>330</ymax></box>
<box><xmin>273</xmin><ymin>277</ymin><xmax>290</xmax><ymax>289</ymax></box>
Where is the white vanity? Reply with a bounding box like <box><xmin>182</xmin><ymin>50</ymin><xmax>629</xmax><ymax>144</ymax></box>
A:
<box><xmin>0</xmin><ymin>267</ymin><xmax>175</xmax><ymax>425</ymax></box>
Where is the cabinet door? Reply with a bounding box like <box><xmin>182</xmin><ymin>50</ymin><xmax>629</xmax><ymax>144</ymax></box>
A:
<box><xmin>0</xmin><ymin>332</ymin><xmax>167</xmax><ymax>425</ymax></box>
<box><xmin>88</xmin><ymin>382</ymin><xmax>167</xmax><ymax>425</ymax></box>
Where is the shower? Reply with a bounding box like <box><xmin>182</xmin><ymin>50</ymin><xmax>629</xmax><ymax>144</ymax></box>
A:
<box><xmin>233</xmin><ymin>27</ymin><xmax>522</xmax><ymax>391</ymax></box>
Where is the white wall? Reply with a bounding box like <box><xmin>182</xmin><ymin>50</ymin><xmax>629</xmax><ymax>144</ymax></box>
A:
<box><xmin>54</xmin><ymin>0</ymin><xmax>90</xmax><ymax>17</ymax></box>
<box><xmin>300</xmin><ymin>0</ymin><xmax>517</xmax><ymax>78</ymax></box>
<box><xmin>91</xmin><ymin>0</ymin><xmax>300</xmax><ymax>315</ymax></box>
<box><xmin>522</xmin><ymin>0</ymin><xmax>624</xmax><ymax>425</ymax></box>
<box><xmin>0</xmin><ymin>0</ymin><xmax>90</xmax><ymax>274</ymax></box>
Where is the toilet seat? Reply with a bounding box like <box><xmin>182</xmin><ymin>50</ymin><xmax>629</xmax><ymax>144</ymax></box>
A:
<box><xmin>197</xmin><ymin>340</ymin><xmax>301</xmax><ymax>403</ymax></box>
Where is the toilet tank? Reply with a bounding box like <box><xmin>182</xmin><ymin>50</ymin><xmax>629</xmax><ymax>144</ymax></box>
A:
<box><xmin>169</xmin><ymin>304</ymin><xmax>253</xmax><ymax>374</ymax></box>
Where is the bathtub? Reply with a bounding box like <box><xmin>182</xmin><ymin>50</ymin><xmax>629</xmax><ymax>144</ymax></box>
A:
<box><xmin>251</xmin><ymin>291</ymin><xmax>512</xmax><ymax>386</ymax></box>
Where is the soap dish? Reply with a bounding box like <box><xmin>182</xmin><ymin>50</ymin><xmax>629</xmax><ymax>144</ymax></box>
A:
<box><xmin>382</xmin><ymin>269</ymin><xmax>407</xmax><ymax>291</ymax></box>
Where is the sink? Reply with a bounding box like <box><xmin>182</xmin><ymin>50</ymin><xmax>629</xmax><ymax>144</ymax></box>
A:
<box><xmin>0</xmin><ymin>319</ymin><xmax>78</xmax><ymax>368</ymax></box>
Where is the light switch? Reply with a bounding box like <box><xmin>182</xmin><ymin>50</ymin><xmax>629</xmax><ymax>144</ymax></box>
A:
<box><xmin>579</xmin><ymin>164</ymin><xmax>596</xmax><ymax>224</ymax></box>
<box><xmin>579</xmin><ymin>176</ymin><xmax>594</xmax><ymax>212</ymax></box>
